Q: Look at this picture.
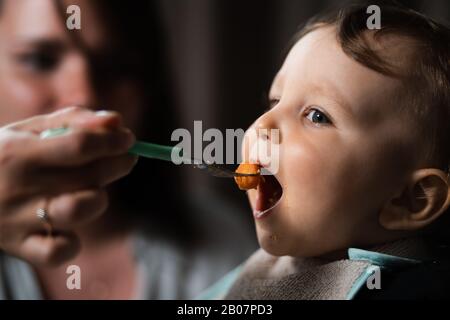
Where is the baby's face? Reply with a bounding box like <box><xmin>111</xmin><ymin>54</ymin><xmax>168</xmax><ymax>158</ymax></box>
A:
<box><xmin>244</xmin><ymin>27</ymin><xmax>417</xmax><ymax>257</ymax></box>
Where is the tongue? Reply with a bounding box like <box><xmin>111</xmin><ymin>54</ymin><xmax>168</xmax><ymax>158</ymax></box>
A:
<box><xmin>255</xmin><ymin>175</ymin><xmax>278</xmax><ymax>213</ymax></box>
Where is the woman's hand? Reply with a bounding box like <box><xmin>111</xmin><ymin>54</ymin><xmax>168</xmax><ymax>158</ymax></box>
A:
<box><xmin>0</xmin><ymin>106</ymin><xmax>137</xmax><ymax>266</ymax></box>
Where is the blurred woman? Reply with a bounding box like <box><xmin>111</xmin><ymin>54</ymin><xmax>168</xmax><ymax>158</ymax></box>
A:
<box><xmin>0</xmin><ymin>0</ymin><xmax>254</xmax><ymax>299</ymax></box>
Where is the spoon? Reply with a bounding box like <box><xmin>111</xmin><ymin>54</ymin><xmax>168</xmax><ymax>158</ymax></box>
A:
<box><xmin>40</xmin><ymin>127</ymin><xmax>258</xmax><ymax>178</ymax></box>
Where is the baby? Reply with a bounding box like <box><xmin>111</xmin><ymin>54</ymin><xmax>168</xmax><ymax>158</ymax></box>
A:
<box><xmin>200</xmin><ymin>1</ymin><xmax>450</xmax><ymax>300</ymax></box>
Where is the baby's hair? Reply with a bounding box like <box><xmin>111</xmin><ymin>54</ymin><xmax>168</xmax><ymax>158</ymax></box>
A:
<box><xmin>291</xmin><ymin>0</ymin><xmax>450</xmax><ymax>177</ymax></box>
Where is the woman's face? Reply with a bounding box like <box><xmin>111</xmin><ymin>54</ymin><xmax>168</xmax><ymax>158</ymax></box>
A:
<box><xmin>0</xmin><ymin>0</ymin><xmax>143</xmax><ymax>127</ymax></box>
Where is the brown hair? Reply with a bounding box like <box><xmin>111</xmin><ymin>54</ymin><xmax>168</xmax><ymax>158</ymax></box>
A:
<box><xmin>292</xmin><ymin>0</ymin><xmax>450</xmax><ymax>174</ymax></box>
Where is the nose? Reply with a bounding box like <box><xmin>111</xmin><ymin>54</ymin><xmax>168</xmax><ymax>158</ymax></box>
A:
<box><xmin>242</xmin><ymin>110</ymin><xmax>281</xmax><ymax>164</ymax></box>
<box><xmin>52</xmin><ymin>55</ymin><xmax>99</xmax><ymax>111</ymax></box>
<box><xmin>253</xmin><ymin>110</ymin><xmax>281</xmax><ymax>143</ymax></box>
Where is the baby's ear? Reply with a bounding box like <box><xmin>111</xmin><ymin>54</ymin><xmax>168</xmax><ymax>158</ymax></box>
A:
<box><xmin>379</xmin><ymin>169</ymin><xmax>450</xmax><ymax>231</ymax></box>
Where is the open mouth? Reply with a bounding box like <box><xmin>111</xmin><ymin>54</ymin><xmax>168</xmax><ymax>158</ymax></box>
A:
<box><xmin>254</xmin><ymin>173</ymin><xmax>283</xmax><ymax>219</ymax></box>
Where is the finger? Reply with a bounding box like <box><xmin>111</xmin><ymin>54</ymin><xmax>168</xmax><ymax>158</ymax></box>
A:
<box><xmin>20</xmin><ymin>232</ymin><xmax>81</xmax><ymax>267</ymax></box>
<box><xmin>68</xmin><ymin>154</ymin><xmax>139</xmax><ymax>188</ymax></box>
<box><xmin>7</xmin><ymin>106</ymin><xmax>123</xmax><ymax>133</ymax></box>
<box><xmin>28</xmin><ymin>126</ymin><xmax>135</xmax><ymax>167</ymax></box>
<box><xmin>21</xmin><ymin>154</ymin><xmax>138</xmax><ymax>196</ymax></box>
<box><xmin>46</xmin><ymin>189</ymin><xmax>109</xmax><ymax>230</ymax></box>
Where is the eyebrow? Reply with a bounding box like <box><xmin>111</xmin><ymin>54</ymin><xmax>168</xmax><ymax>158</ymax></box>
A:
<box><xmin>269</xmin><ymin>72</ymin><xmax>354</xmax><ymax>117</ymax></box>
<box><xmin>308</xmin><ymin>80</ymin><xmax>353</xmax><ymax>116</ymax></box>
<box><xmin>12</xmin><ymin>38</ymin><xmax>67</xmax><ymax>52</ymax></box>
<box><xmin>12</xmin><ymin>37</ymin><xmax>114</xmax><ymax>58</ymax></box>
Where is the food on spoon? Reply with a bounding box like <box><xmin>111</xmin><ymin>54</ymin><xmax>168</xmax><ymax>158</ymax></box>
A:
<box><xmin>234</xmin><ymin>163</ymin><xmax>261</xmax><ymax>190</ymax></box>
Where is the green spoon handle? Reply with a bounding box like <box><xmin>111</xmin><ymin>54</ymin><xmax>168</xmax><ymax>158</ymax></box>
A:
<box><xmin>128</xmin><ymin>141</ymin><xmax>181</xmax><ymax>162</ymax></box>
<box><xmin>40</xmin><ymin>127</ymin><xmax>181</xmax><ymax>162</ymax></box>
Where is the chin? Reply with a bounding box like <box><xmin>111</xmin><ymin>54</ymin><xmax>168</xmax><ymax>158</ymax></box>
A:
<box><xmin>256</xmin><ymin>229</ymin><xmax>297</xmax><ymax>257</ymax></box>
<box><xmin>256</xmin><ymin>229</ymin><xmax>332</xmax><ymax>258</ymax></box>
<box><xmin>259</xmin><ymin>241</ymin><xmax>289</xmax><ymax>257</ymax></box>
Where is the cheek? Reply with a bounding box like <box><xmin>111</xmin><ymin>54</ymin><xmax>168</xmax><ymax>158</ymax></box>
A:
<box><xmin>286</xmin><ymin>151</ymin><xmax>347</xmax><ymax>234</ymax></box>
<box><xmin>0</xmin><ymin>73</ymin><xmax>54</xmax><ymax>125</ymax></box>
<box><xmin>286</xmin><ymin>129</ymin><xmax>398</xmax><ymax>210</ymax></box>
<box><xmin>283</xmin><ymin>136</ymin><xmax>352</xmax><ymax>212</ymax></box>
<box><xmin>285</xmin><ymin>137</ymin><xmax>401</xmax><ymax>237</ymax></box>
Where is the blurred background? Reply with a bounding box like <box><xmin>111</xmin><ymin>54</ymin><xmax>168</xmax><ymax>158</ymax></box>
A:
<box><xmin>149</xmin><ymin>0</ymin><xmax>450</xmax><ymax>243</ymax></box>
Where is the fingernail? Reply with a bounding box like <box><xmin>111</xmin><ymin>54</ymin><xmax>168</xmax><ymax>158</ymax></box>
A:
<box><xmin>95</xmin><ymin>110</ymin><xmax>114</xmax><ymax>117</ymax></box>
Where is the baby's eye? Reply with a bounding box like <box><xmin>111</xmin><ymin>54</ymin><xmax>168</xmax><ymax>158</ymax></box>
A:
<box><xmin>305</xmin><ymin>108</ymin><xmax>331</xmax><ymax>125</ymax></box>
